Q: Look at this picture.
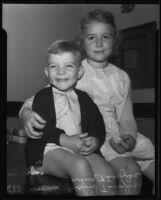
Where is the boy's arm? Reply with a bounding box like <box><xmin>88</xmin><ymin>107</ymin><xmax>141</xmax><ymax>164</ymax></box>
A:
<box><xmin>84</xmin><ymin>94</ymin><xmax>106</xmax><ymax>149</ymax></box>
<box><xmin>60</xmin><ymin>133</ymin><xmax>88</xmax><ymax>153</ymax></box>
<box><xmin>78</xmin><ymin>94</ymin><xmax>105</xmax><ymax>156</ymax></box>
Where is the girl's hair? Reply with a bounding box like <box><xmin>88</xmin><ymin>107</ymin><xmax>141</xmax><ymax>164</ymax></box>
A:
<box><xmin>74</xmin><ymin>9</ymin><xmax>122</xmax><ymax>60</ymax></box>
<box><xmin>47</xmin><ymin>39</ymin><xmax>82</xmax><ymax>66</ymax></box>
<box><xmin>80</xmin><ymin>9</ymin><xmax>117</xmax><ymax>38</ymax></box>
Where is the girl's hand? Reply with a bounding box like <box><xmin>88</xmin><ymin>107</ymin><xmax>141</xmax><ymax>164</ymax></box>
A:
<box><xmin>109</xmin><ymin>138</ymin><xmax>127</xmax><ymax>154</ymax></box>
<box><xmin>120</xmin><ymin>134</ymin><xmax>136</xmax><ymax>152</ymax></box>
<box><xmin>109</xmin><ymin>135</ymin><xmax>136</xmax><ymax>154</ymax></box>
<box><xmin>21</xmin><ymin>108</ymin><xmax>46</xmax><ymax>139</ymax></box>
<box><xmin>79</xmin><ymin>137</ymin><xmax>99</xmax><ymax>155</ymax></box>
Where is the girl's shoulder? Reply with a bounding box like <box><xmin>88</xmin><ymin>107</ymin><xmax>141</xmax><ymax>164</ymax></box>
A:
<box><xmin>107</xmin><ymin>63</ymin><xmax>131</xmax><ymax>83</ymax></box>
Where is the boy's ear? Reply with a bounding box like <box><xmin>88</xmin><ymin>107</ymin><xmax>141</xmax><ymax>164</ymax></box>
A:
<box><xmin>78</xmin><ymin>66</ymin><xmax>84</xmax><ymax>80</ymax></box>
<box><xmin>44</xmin><ymin>67</ymin><xmax>49</xmax><ymax>77</ymax></box>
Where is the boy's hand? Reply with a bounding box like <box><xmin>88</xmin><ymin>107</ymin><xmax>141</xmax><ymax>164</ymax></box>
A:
<box><xmin>109</xmin><ymin>135</ymin><xmax>136</xmax><ymax>154</ymax></box>
<box><xmin>21</xmin><ymin>108</ymin><xmax>46</xmax><ymax>139</ymax></box>
<box><xmin>79</xmin><ymin>136</ymin><xmax>99</xmax><ymax>155</ymax></box>
<box><xmin>60</xmin><ymin>133</ymin><xmax>88</xmax><ymax>153</ymax></box>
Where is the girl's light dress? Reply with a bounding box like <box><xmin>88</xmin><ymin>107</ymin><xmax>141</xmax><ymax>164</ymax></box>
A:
<box><xmin>76</xmin><ymin>59</ymin><xmax>155</xmax><ymax>171</ymax></box>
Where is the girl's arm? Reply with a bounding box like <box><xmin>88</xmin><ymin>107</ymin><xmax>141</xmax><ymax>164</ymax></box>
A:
<box><xmin>118</xmin><ymin>85</ymin><xmax>138</xmax><ymax>140</ymax></box>
<box><xmin>19</xmin><ymin>96</ymin><xmax>34</xmax><ymax>117</ymax></box>
<box><xmin>110</xmin><ymin>82</ymin><xmax>137</xmax><ymax>153</ymax></box>
<box><xmin>19</xmin><ymin>96</ymin><xmax>46</xmax><ymax>138</ymax></box>
<box><xmin>109</xmin><ymin>72</ymin><xmax>137</xmax><ymax>153</ymax></box>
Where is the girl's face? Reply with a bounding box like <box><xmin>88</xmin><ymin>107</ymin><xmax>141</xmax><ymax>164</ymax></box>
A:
<box><xmin>45</xmin><ymin>52</ymin><xmax>83</xmax><ymax>92</ymax></box>
<box><xmin>83</xmin><ymin>22</ymin><xmax>115</xmax><ymax>65</ymax></box>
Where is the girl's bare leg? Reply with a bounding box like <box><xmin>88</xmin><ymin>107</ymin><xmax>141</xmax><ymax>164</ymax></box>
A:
<box><xmin>110</xmin><ymin>157</ymin><xmax>142</xmax><ymax>195</ymax></box>
<box><xmin>42</xmin><ymin>148</ymin><xmax>99</xmax><ymax>196</ymax></box>
<box><xmin>142</xmin><ymin>160</ymin><xmax>155</xmax><ymax>194</ymax></box>
<box><xmin>85</xmin><ymin>153</ymin><xmax>117</xmax><ymax>195</ymax></box>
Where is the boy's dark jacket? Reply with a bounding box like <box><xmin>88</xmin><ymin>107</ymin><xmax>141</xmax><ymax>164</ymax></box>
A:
<box><xmin>25</xmin><ymin>86</ymin><xmax>106</xmax><ymax>167</ymax></box>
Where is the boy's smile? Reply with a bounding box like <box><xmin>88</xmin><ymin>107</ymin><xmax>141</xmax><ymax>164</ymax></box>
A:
<box><xmin>45</xmin><ymin>53</ymin><xmax>83</xmax><ymax>92</ymax></box>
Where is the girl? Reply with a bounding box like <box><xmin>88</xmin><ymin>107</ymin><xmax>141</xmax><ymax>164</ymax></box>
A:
<box><xmin>75</xmin><ymin>9</ymin><xmax>155</xmax><ymax>195</ymax></box>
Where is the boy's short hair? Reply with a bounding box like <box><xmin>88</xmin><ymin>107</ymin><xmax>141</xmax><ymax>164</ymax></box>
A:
<box><xmin>47</xmin><ymin>40</ymin><xmax>82</xmax><ymax>66</ymax></box>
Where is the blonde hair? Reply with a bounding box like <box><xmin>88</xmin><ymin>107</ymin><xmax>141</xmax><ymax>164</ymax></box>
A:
<box><xmin>74</xmin><ymin>9</ymin><xmax>122</xmax><ymax>60</ymax></box>
<box><xmin>47</xmin><ymin>39</ymin><xmax>82</xmax><ymax>66</ymax></box>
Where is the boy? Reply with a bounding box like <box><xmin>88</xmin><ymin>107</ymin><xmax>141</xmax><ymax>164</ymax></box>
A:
<box><xmin>20</xmin><ymin>40</ymin><xmax>117</xmax><ymax>196</ymax></box>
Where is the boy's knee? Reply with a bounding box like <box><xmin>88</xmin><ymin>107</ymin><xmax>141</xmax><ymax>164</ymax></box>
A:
<box><xmin>94</xmin><ymin>163</ymin><xmax>117</xmax><ymax>185</ymax></box>
<box><xmin>101</xmin><ymin>164</ymin><xmax>116</xmax><ymax>178</ymax></box>
<box><xmin>71</xmin><ymin>157</ymin><xmax>92</xmax><ymax>175</ymax></box>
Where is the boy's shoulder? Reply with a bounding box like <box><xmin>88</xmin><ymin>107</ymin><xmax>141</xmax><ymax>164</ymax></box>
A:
<box><xmin>74</xmin><ymin>89</ymin><xmax>98</xmax><ymax>110</ymax></box>
<box><xmin>74</xmin><ymin>88</ymin><xmax>93</xmax><ymax>102</ymax></box>
<box><xmin>74</xmin><ymin>88</ymin><xmax>89</xmax><ymax>97</ymax></box>
<box><xmin>34</xmin><ymin>86</ymin><xmax>52</xmax><ymax>98</ymax></box>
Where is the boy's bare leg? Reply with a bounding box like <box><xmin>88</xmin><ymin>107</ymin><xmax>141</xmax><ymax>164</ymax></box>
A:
<box><xmin>42</xmin><ymin>148</ymin><xmax>99</xmax><ymax>196</ymax></box>
<box><xmin>85</xmin><ymin>153</ymin><xmax>117</xmax><ymax>195</ymax></box>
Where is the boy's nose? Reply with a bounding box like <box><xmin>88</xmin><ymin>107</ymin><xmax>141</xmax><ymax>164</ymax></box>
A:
<box><xmin>57</xmin><ymin>67</ymin><xmax>66</xmax><ymax>75</ymax></box>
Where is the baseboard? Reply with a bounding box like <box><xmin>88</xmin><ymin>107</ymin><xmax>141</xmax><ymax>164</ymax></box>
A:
<box><xmin>7</xmin><ymin>102</ymin><xmax>23</xmax><ymax>117</ymax></box>
<box><xmin>7</xmin><ymin>101</ymin><xmax>155</xmax><ymax>118</ymax></box>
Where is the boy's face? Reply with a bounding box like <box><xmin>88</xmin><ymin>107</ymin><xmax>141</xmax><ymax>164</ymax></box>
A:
<box><xmin>45</xmin><ymin>52</ymin><xmax>83</xmax><ymax>92</ymax></box>
<box><xmin>83</xmin><ymin>22</ymin><xmax>114</xmax><ymax>63</ymax></box>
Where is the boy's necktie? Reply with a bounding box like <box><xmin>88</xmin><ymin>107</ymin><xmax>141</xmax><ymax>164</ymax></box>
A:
<box><xmin>52</xmin><ymin>87</ymin><xmax>81</xmax><ymax>136</ymax></box>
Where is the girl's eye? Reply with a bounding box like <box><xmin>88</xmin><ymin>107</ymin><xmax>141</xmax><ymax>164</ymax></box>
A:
<box><xmin>87</xmin><ymin>35</ymin><xmax>95</xmax><ymax>40</ymax></box>
<box><xmin>103</xmin><ymin>35</ymin><xmax>111</xmax><ymax>40</ymax></box>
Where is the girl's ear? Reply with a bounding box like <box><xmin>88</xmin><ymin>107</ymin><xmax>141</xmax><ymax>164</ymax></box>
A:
<box><xmin>78</xmin><ymin>66</ymin><xmax>84</xmax><ymax>80</ymax></box>
<box><xmin>44</xmin><ymin>67</ymin><xmax>49</xmax><ymax>77</ymax></box>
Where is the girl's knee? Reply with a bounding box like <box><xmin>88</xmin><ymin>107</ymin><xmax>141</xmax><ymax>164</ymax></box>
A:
<box><xmin>114</xmin><ymin>158</ymin><xmax>141</xmax><ymax>174</ymax></box>
<box><xmin>126</xmin><ymin>159</ymin><xmax>141</xmax><ymax>174</ymax></box>
<box><xmin>117</xmin><ymin>159</ymin><xmax>142</xmax><ymax>186</ymax></box>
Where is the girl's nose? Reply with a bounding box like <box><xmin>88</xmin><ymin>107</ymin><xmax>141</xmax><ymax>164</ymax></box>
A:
<box><xmin>96</xmin><ymin>38</ymin><xmax>103</xmax><ymax>47</ymax></box>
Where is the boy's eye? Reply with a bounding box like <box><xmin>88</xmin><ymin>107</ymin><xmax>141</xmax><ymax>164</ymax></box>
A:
<box><xmin>49</xmin><ymin>65</ymin><xmax>57</xmax><ymax>68</ymax></box>
<box><xmin>66</xmin><ymin>64</ymin><xmax>75</xmax><ymax>68</ymax></box>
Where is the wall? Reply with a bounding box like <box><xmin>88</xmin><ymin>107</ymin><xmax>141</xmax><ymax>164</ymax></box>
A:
<box><xmin>3</xmin><ymin>4</ymin><xmax>159</xmax><ymax>103</ymax></box>
<box><xmin>3</xmin><ymin>4</ymin><xmax>82</xmax><ymax>101</ymax></box>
